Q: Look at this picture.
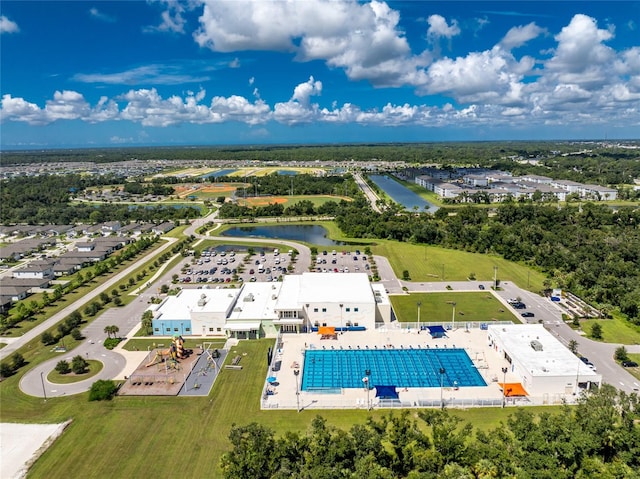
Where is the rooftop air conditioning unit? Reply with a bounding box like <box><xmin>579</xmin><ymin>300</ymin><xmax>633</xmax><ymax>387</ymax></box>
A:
<box><xmin>530</xmin><ymin>340</ymin><xmax>543</xmax><ymax>351</ymax></box>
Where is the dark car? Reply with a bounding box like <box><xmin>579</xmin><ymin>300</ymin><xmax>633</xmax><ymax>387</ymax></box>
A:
<box><xmin>622</xmin><ymin>360</ymin><xmax>639</xmax><ymax>367</ymax></box>
<box><xmin>512</xmin><ymin>302</ymin><xmax>526</xmax><ymax>309</ymax></box>
<box><xmin>521</xmin><ymin>312</ymin><xmax>535</xmax><ymax>318</ymax></box>
<box><xmin>478</xmin><ymin>284</ymin><xmax>485</xmax><ymax>290</ymax></box>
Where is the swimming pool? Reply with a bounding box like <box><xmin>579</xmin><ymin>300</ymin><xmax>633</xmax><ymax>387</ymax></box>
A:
<box><xmin>301</xmin><ymin>348</ymin><xmax>486</xmax><ymax>391</ymax></box>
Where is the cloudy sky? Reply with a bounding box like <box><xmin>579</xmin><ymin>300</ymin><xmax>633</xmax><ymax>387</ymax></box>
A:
<box><xmin>1</xmin><ymin>1</ymin><xmax>639</xmax><ymax>149</ymax></box>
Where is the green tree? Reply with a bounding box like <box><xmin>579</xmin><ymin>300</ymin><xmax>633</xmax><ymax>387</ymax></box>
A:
<box><xmin>568</xmin><ymin>340</ymin><xmax>579</xmax><ymax>355</ymax></box>
<box><xmin>614</xmin><ymin>346</ymin><xmax>628</xmax><ymax>362</ymax></box>
<box><xmin>71</xmin><ymin>355</ymin><xmax>88</xmax><ymax>374</ymax></box>
<box><xmin>141</xmin><ymin>311</ymin><xmax>153</xmax><ymax>335</ymax></box>
<box><xmin>113</xmin><ymin>296</ymin><xmax>122</xmax><ymax>307</ymax></box>
<box><xmin>220</xmin><ymin>423</ymin><xmax>278</xmax><ymax>479</ymax></box>
<box><xmin>71</xmin><ymin>328</ymin><xmax>83</xmax><ymax>340</ymax></box>
<box><xmin>11</xmin><ymin>352</ymin><xmax>26</xmax><ymax>370</ymax></box>
<box><xmin>55</xmin><ymin>360</ymin><xmax>71</xmax><ymax>374</ymax></box>
<box><xmin>0</xmin><ymin>362</ymin><xmax>14</xmax><ymax>379</ymax></box>
<box><xmin>89</xmin><ymin>379</ymin><xmax>118</xmax><ymax>401</ymax></box>
<box><xmin>41</xmin><ymin>331</ymin><xmax>56</xmax><ymax>346</ymax></box>
<box><xmin>591</xmin><ymin>322</ymin><xmax>603</xmax><ymax>340</ymax></box>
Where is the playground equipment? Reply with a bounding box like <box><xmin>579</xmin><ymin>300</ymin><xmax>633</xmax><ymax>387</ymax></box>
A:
<box><xmin>145</xmin><ymin>336</ymin><xmax>191</xmax><ymax>368</ymax></box>
<box><xmin>146</xmin><ymin>348</ymin><xmax>171</xmax><ymax>367</ymax></box>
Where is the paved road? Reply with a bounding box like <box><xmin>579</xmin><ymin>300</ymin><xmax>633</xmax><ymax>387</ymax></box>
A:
<box><xmin>14</xmin><ymin>210</ymin><xmax>640</xmax><ymax>396</ymax></box>
<box><xmin>353</xmin><ymin>172</ymin><xmax>382</xmax><ymax>213</ymax></box>
<box><xmin>0</xmin><ymin>236</ymin><xmax>178</xmax><ymax>362</ymax></box>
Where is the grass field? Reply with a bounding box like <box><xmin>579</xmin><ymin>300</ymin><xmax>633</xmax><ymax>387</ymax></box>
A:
<box><xmin>47</xmin><ymin>360</ymin><xmax>103</xmax><ymax>384</ymax></box>
<box><xmin>237</xmin><ymin>194</ymin><xmax>348</xmax><ymax>208</ymax></box>
<box><xmin>372</xmin><ymin>240</ymin><xmax>546</xmax><ymax>292</ymax></box>
<box><xmin>2</xmin><ymin>338</ymin><xmax>558</xmax><ymax>478</ymax></box>
<box><xmin>578</xmin><ymin>314</ymin><xmax>640</xmax><ymax>345</ymax></box>
<box><xmin>390</xmin><ymin>292</ymin><xmax>520</xmax><ymax>324</ymax></box>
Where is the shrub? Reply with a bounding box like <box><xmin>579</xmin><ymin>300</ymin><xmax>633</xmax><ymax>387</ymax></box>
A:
<box><xmin>71</xmin><ymin>328</ymin><xmax>83</xmax><ymax>340</ymax></box>
<box><xmin>71</xmin><ymin>355</ymin><xmax>88</xmax><ymax>374</ymax></box>
<box><xmin>55</xmin><ymin>360</ymin><xmax>71</xmax><ymax>374</ymax></box>
<box><xmin>89</xmin><ymin>379</ymin><xmax>118</xmax><ymax>401</ymax></box>
<box><xmin>11</xmin><ymin>353</ymin><xmax>26</xmax><ymax>370</ymax></box>
<box><xmin>614</xmin><ymin>346</ymin><xmax>628</xmax><ymax>362</ymax></box>
<box><xmin>41</xmin><ymin>331</ymin><xmax>56</xmax><ymax>346</ymax></box>
<box><xmin>104</xmin><ymin>337</ymin><xmax>123</xmax><ymax>350</ymax></box>
<box><xmin>0</xmin><ymin>362</ymin><xmax>14</xmax><ymax>379</ymax></box>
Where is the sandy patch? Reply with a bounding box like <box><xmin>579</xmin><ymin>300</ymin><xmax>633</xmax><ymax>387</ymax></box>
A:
<box><xmin>240</xmin><ymin>197</ymin><xmax>288</xmax><ymax>207</ymax></box>
<box><xmin>0</xmin><ymin>421</ymin><xmax>71</xmax><ymax>479</ymax></box>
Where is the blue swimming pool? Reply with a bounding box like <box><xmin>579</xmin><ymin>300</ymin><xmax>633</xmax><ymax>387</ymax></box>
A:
<box><xmin>301</xmin><ymin>348</ymin><xmax>486</xmax><ymax>391</ymax></box>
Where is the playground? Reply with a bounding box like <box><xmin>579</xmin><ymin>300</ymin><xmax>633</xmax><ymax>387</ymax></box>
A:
<box><xmin>118</xmin><ymin>338</ymin><xmax>227</xmax><ymax>397</ymax></box>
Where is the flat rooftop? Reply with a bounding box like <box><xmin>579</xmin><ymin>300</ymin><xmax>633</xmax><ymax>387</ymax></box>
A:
<box><xmin>487</xmin><ymin>324</ymin><xmax>600</xmax><ymax>378</ymax></box>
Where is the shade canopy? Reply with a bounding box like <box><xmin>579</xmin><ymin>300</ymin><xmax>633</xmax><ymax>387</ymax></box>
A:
<box><xmin>374</xmin><ymin>385</ymin><xmax>399</xmax><ymax>399</ymax></box>
<box><xmin>427</xmin><ymin>325</ymin><xmax>447</xmax><ymax>338</ymax></box>
<box><xmin>498</xmin><ymin>382</ymin><xmax>528</xmax><ymax>397</ymax></box>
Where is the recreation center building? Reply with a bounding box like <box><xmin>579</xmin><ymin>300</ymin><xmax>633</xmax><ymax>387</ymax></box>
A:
<box><xmin>148</xmin><ymin>273</ymin><xmax>391</xmax><ymax>339</ymax></box>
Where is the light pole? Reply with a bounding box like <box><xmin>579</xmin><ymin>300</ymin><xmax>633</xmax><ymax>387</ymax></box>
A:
<box><xmin>40</xmin><ymin>371</ymin><xmax>47</xmax><ymax>401</ymax></box>
<box><xmin>294</xmin><ymin>369</ymin><xmax>301</xmax><ymax>412</ymax></box>
<box><xmin>364</xmin><ymin>369</ymin><xmax>371</xmax><ymax>410</ymax></box>
<box><xmin>501</xmin><ymin>367</ymin><xmax>508</xmax><ymax>408</ymax></box>
<box><xmin>417</xmin><ymin>301</ymin><xmax>421</xmax><ymax>332</ymax></box>
<box><xmin>339</xmin><ymin>303</ymin><xmax>344</xmax><ymax>333</ymax></box>
<box><xmin>442</xmin><ymin>264</ymin><xmax>445</xmax><ymax>281</ymax></box>
<box><xmin>494</xmin><ymin>266</ymin><xmax>498</xmax><ymax>290</ymax></box>
<box><xmin>439</xmin><ymin>367</ymin><xmax>446</xmax><ymax>409</ymax></box>
<box><xmin>451</xmin><ymin>302</ymin><xmax>456</xmax><ymax>331</ymax></box>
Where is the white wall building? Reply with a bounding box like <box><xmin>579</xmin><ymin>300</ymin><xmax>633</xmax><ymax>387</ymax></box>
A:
<box><xmin>487</xmin><ymin>324</ymin><xmax>601</xmax><ymax>399</ymax></box>
<box><xmin>149</xmin><ymin>273</ymin><xmax>389</xmax><ymax>339</ymax></box>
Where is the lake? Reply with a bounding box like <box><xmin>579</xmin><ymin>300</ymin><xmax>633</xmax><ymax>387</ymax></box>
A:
<box><xmin>369</xmin><ymin>174</ymin><xmax>438</xmax><ymax>213</ymax></box>
<box><xmin>201</xmin><ymin>169</ymin><xmax>237</xmax><ymax>178</ymax></box>
<box><xmin>221</xmin><ymin>224</ymin><xmax>344</xmax><ymax>246</ymax></box>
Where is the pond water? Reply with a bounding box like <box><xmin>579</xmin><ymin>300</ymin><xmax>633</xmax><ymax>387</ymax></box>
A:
<box><xmin>369</xmin><ymin>174</ymin><xmax>438</xmax><ymax>213</ymax></box>
<box><xmin>221</xmin><ymin>224</ymin><xmax>344</xmax><ymax>246</ymax></box>
<box><xmin>201</xmin><ymin>169</ymin><xmax>237</xmax><ymax>178</ymax></box>
<box><xmin>276</xmin><ymin>170</ymin><xmax>298</xmax><ymax>176</ymax></box>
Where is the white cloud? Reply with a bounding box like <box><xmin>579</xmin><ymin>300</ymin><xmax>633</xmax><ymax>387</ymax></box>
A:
<box><xmin>499</xmin><ymin>22</ymin><xmax>545</xmax><ymax>50</ymax></box>
<box><xmin>72</xmin><ymin>64</ymin><xmax>210</xmax><ymax>85</ymax></box>
<box><xmin>0</xmin><ymin>15</ymin><xmax>19</xmax><ymax>34</ymax></box>
<box><xmin>426</xmin><ymin>14</ymin><xmax>460</xmax><ymax>41</ymax></box>
<box><xmin>292</xmin><ymin>77</ymin><xmax>322</xmax><ymax>106</ymax></box>
<box><xmin>145</xmin><ymin>0</ymin><xmax>195</xmax><ymax>34</ymax></box>
<box><xmin>89</xmin><ymin>7</ymin><xmax>116</xmax><ymax>23</ymax></box>
<box><xmin>194</xmin><ymin>0</ymin><xmax>428</xmax><ymax>88</ymax></box>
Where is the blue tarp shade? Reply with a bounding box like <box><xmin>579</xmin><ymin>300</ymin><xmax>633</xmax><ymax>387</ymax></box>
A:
<box><xmin>427</xmin><ymin>325</ymin><xmax>447</xmax><ymax>338</ymax></box>
<box><xmin>374</xmin><ymin>385</ymin><xmax>398</xmax><ymax>399</ymax></box>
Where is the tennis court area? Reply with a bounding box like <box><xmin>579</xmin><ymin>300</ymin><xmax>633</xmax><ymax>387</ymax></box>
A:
<box><xmin>301</xmin><ymin>347</ymin><xmax>486</xmax><ymax>390</ymax></box>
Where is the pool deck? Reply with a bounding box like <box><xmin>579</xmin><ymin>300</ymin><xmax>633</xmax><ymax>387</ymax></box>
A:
<box><xmin>262</xmin><ymin>324</ymin><xmax>549</xmax><ymax>410</ymax></box>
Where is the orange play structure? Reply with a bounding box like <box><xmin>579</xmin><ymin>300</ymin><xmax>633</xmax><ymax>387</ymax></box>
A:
<box><xmin>145</xmin><ymin>336</ymin><xmax>189</xmax><ymax>367</ymax></box>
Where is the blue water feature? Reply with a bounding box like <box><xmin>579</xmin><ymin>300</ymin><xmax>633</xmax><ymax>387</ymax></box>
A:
<box><xmin>301</xmin><ymin>348</ymin><xmax>485</xmax><ymax>390</ymax></box>
<box><xmin>369</xmin><ymin>174</ymin><xmax>437</xmax><ymax>213</ymax></box>
<box><xmin>201</xmin><ymin>169</ymin><xmax>236</xmax><ymax>178</ymax></box>
<box><xmin>221</xmin><ymin>225</ymin><xmax>345</xmax><ymax>246</ymax></box>
<box><xmin>277</xmin><ymin>170</ymin><xmax>298</xmax><ymax>176</ymax></box>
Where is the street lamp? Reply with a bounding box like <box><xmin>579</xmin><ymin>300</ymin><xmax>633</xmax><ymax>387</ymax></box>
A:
<box><xmin>451</xmin><ymin>302</ymin><xmax>456</xmax><ymax>331</ymax></box>
<box><xmin>294</xmin><ymin>369</ymin><xmax>301</xmax><ymax>412</ymax></box>
<box><xmin>439</xmin><ymin>368</ymin><xmax>446</xmax><ymax>409</ymax></box>
<box><xmin>501</xmin><ymin>367</ymin><xmax>508</xmax><ymax>408</ymax></box>
<box><xmin>494</xmin><ymin>266</ymin><xmax>498</xmax><ymax>290</ymax></box>
<box><xmin>417</xmin><ymin>301</ymin><xmax>422</xmax><ymax>332</ymax></box>
<box><xmin>40</xmin><ymin>371</ymin><xmax>47</xmax><ymax>401</ymax></box>
<box><xmin>365</xmin><ymin>369</ymin><xmax>371</xmax><ymax>410</ymax></box>
<box><xmin>339</xmin><ymin>303</ymin><xmax>344</xmax><ymax>333</ymax></box>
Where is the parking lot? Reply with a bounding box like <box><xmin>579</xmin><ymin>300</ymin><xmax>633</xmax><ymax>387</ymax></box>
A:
<box><xmin>312</xmin><ymin>248</ymin><xmax>371</xmax><ymax>274</ymax></box>
<box><xmin>177</xmin><ymin>247</ymin><xmax>372</xmax><ymax>288</ymax></box>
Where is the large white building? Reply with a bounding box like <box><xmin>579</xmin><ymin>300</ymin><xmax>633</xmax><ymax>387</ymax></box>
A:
<box><xmin>487</xmin><ymin>324</ymin><xmax>601</xmax><ymax>399</ymax></box>
<box><xmin>149</xmin><ymin>273</ymin><xmax>390</xmax><ymax>339</ymax></box>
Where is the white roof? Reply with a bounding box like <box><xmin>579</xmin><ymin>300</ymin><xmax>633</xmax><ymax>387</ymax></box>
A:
<box><xmin>155</xmin><ymin>288</ymin><xmax>239</xmax><ymax>320</ymax></box>
<box><xmin>275</xmin><ymin>272</ymin><xmax>374</xmax><ymax>310</ymax></box>
<box><xmin>488</xmin><ymin>324</ymin><xmax>601</xmax><ymax>379</ymax></box>
<box><xmin>223</xmin><ymin>321</ymin><xmax>261</xmax><ymax>331</ymax></box>
<box><xmin>227</xmin><ymin>282</ymin><xmax>281</xmax><ymax>321</ymax></box>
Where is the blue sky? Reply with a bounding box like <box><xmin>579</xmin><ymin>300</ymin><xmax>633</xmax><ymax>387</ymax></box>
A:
<box><xmin>1</xmin><ymin>1</ymin><xmax>639</xmax><ymax>149</ymax></box>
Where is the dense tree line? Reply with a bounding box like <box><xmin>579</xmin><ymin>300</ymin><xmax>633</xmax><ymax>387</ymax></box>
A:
<box><xmin>1</xmin><ymin>174</ymin><xmax>199</xmax><ymax>224</ymax></box>
<box><xmin>220</xmin><ymin>386</ymin><xmax>640</xmax><ymax>479</ymax></box>
<box><xmin>333</xmin><ymin>200</ymin><xmax>640</xmax><ymax>322</ymax></box>
<box><xmin>218</xmin><ymin>199</ymin><xmax>342</xmax><ymax>219</ymax></box>
<box><xmin>226</xmin><ymin>173</ymin><xmax>357</xmax><ymax>198</ymax></box>
<box><xmin>3</xmin><ymin>143</ymin><xmax>638</xmax><ymax>187</ymax></box>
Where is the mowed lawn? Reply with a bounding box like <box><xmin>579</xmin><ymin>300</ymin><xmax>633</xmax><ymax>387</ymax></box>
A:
<box><xmin>372</xmin><ymin>240</ymin><xmax>546</xmax><ymax>292</ymax></box>
<box><xmin>391</xmin><ymin>292</ymin><xmax>520</xmax><ymax>324</ymax></box>
<box><xmin>3</xmin><ymin>338</ymin><xmax>554</xmax><ymax>478</ymax></box>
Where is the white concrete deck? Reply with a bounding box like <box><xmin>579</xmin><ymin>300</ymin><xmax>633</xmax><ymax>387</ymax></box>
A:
<box><xmin>261</xmin><ymin>323</ymin><xmax>578</xmax><ymax>410</ymax></box>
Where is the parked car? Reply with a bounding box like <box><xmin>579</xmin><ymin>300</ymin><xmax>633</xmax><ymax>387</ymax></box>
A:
<box><xmin>622</xmin><ymin>360</ymin><xmax>639</xmax><ymax>367</ymax></box>
<box><xmin>521</xmin><ymin>312</ymin><xmax>535</xmax><ymax>318</ymax></box>
<box><xmin>478</xmin><ymin>285</ymin><xmax>485</xmax><ymax>290</ymax></box>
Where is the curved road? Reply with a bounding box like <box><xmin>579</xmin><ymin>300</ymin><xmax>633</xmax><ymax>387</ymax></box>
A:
<box><xmin>15</xmin><ymin>212</ymin><xmax>640</xmax><ymax>396</ymax></box>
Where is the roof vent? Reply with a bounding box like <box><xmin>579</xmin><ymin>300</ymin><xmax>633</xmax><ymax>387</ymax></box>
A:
<box><xmin>243</xmin><ymin>293</ymin><xmax>255</xmax><ymax>302</ymax></box>
<box><xmin>197</xmin><ymin>294</ymin><xmax>207</xmax><ymax>307</ymax></box>
<box><xmin>530</xmin><ymin>340</ymin><xmax>543</xmax><ymax>351</ymax></box>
